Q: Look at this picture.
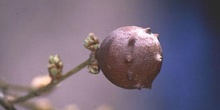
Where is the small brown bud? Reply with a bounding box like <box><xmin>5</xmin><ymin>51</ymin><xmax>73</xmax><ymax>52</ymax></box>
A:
<box><xmin>31</xmin><ymin>74</ymin><xmax>51</xmax><ymax>89</ymax></box>
<box><xmin>48</xmin><ymin>54</ymin><xmax>63</xmax><ymax>81</ymax></box>
<box><xmin>84</xmin><ymin>33</ymin><xmax>99</xmax><ymax>51</ymax></box>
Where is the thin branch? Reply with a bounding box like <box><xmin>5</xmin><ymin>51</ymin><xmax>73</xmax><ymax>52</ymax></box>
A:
<box><xmin>0</xmin><ymin>92</ymin><xmax>16</xmax><ymax>110</ymax></box>
<box><xmin>0</xmin><ymin>81</ymin><xmax>33</xmax><ymax>92</ymax></box>
<box><xmin>11</xmin><ymin>58</ymin><xmax>90</xmax><ymax>104</ymax></box>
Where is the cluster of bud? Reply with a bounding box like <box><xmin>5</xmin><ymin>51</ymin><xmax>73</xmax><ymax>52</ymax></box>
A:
<box><xmin>84</xmin><ymin>33</ymin><xmax>99</xmax><ymax>52</ymax></box>
<box><xmin>48</xmin><ymin>54</ymin><xmax>63</xmax><ymax>81</ymax></box>
<box><xmin>84</xmin><ymin>33</ymin><xmax>100</xmax><ymax>74</ymax></box>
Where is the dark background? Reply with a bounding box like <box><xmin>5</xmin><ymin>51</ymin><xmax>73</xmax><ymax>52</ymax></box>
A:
<box><xmin>0</xmin><ymin>0</ymin><xmax>219</xmax><ymax>110</ymax></box>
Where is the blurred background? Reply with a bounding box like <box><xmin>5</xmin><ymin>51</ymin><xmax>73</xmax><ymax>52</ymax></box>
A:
<box><xmin>0</xmin><ymin>0</ymin><xmax>219</xmax><ymax>110</ymax></box>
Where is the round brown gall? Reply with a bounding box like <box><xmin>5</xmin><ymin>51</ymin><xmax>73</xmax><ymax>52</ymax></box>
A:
<box><xmin>97</xmin><ymin>26</ymin><xmax>163</xmax><ymax>90</ymax></box>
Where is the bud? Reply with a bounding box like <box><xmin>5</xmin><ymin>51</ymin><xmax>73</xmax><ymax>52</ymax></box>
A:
<box><xmin>48</xmin><ymin>54</ymin><xmax>63</xmax><ymax>81</ymax></box>
<box><xmin>84</xmin><ymin>33</ymin><xmax>99</xmax><ymax>51</ymax></box>
<box><xmin>87</xmin><ymin>52</ymin><xmax>100</xmax><ymax>74</ymax></box>
<box><xmin>35</xmin><ymin>98</ymin><xmax>53</xmax><ymax>110</ymax></box>
<box><xmin>31</xmin><ymin>74</ymin><xmax>51</xmax><ymax>89</ymax></box>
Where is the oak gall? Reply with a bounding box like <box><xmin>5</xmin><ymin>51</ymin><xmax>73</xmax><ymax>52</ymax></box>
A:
<box><xmin>97</xmin><ymin>26</ymin><xmax>162</xmax><ymax>89</ymax></box>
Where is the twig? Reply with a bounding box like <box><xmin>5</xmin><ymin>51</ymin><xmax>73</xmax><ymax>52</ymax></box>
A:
<box><xmin>0</xmin><ymin>92</ymin><xmax>16</xmax><ymax>110</ymax></box>
<box><xmin>0</xmin><ymin>81</ymin><xmax>33</xmax><ymax>92</ymax></box>
<box><xmin>11</xmin><ymin>58</ymin><xmax>90</xmax><ymax>104</ymax></box>
<box><xmin>0</xmin><ymin>33</ymin><xmax>100</xmax><ymax>109</ymax></box>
